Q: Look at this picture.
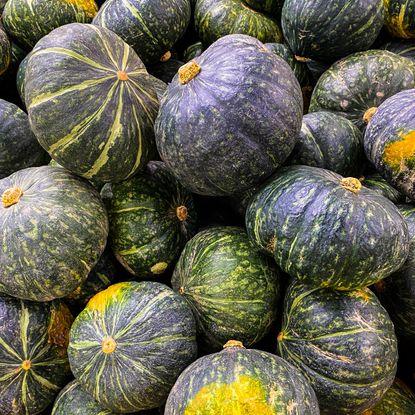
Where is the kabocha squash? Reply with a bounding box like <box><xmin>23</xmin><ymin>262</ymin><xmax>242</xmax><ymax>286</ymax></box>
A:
<box><xmin>243</xmin><ymin>0</ymin><xmax>283</xmax><ymax>15</ymax></box>
<box><xmin>105</xmin><ymin>161</ymin><xmax>197</xmax><ymax>278</ymax></box>
<box><xmin>287</xmin><ymin>112</ymin><xmax>364</xmax><ymax>177</ymax></box>
<box><xmin>361</xmin><ymin>174</ymin><xmax>405</xmax><ymax>204</ymax></box>
<box><xmin>171</xmin><ymin>226</ymin><xmax>281</xmax><ymax>352</ymax></box>
<box><xmin>245</xmin><ymin>165</ymin><xmax>410</xmax><ymax>290</ymax></box>
<box><xmin>92</xmin><ymin>0</ymin><xmax>191</xmax><ymax>65</ymax></box>
<box><xmin>2</xmin><ymin>0</ymin><xmax>98</xmax><ymax>51</ymax></box>
<box><xmin>384</xmin><ymin>0</ymin><xmax>415</xmax><ymax>39</ymax></box>
<box><xmin>195</xmin><ymin>0</ymin><xmax>282</xmax><ymax>46</ymax></box>
<box><xmin>25</xmin><ymin>23</ymin><xmax>159</xmax><ymax>183</ymax></box>
<box><xmin>0</xmin><ymin>23</ymin><xmax>11</xmax><ymax>76</ymax></box>
<box><xmin>309</xmin><ymin>50</ymin><xmax>415</xmax><ymax>130</ymax></box>
<box><xmin>382</xmin><ymin>39</ymin><xmax>415</xmax><ymax>61</ymax></box>
<box><xmin>0</xmin><ymin>166</ymin><xmax>108</xmax><ymax>301</ymax></box>
<box><xmin>0</xmin><ymin>295</ymin><xmax>73</xmax><ymax>415</ymax></box>
<box><xmin>0</xmin><ymin>99</ymin><xmax>48</xmax><ymax>178</ymax></box>
<box><xmin>165</xmin><ymin>340</ymin><xmax>320</xmax><ymax>414</ymax></box>
<box><xmin>281</xmin><ymin>0</ymin><xmax>384</xmax><ymax>62</ymax></box>
<box><xmin>68</xmin><ymin>281</ymin><xmax>197</xmax><ymax>413</ymax></box>
<box><xmin>364</xmin><ymin>89</ymin><xmax>415</xmax><ymax>201</ymax></box>
<box><xmin>16</xmin><ymin>51</ymin><xmax>30</xmax><ymax>106</ymax></box>
<box><xmin>277</xmin><ymin>281</ymin><xmax>398</xmax><ymax>415</ymax></box>
<box><xmin>155</xmin><ymin>34</ymin><xmax>303</xmax><ymax>196</ymax></box>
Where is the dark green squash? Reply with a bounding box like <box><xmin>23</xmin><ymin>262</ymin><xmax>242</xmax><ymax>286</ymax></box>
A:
<box><xmin>183</xmin><ymin>41</ymin><xmax>204</xmax><ymax>62</ymax></box>
<box><xmin>245</xmin><ymin>165</ymin><xmax>410</xmax><ymax>290</ymax></box>
<box><xmin>0</xmin><ymin>99</ymin><xmax>48</xmax><ymax>178</ymax></box>
<box><xmin>281</xmin><ymin>0</ymin><xmax>384</xmax><ymax>62</ymax></box>
<box><xmin>2</xmin><ymin>0</ymin><xmax>98</xmax><ymax>51</ymax></box>
<box><xmin>105</xmin><ymin>161</ymin><xmax>197</xmax><ymax>278</ymax></box>
<box><xmin>92</xmin><ymin>0</ymin><xmax>191</xmax><ymax>65</ymax></box>
<box><xmin>0</xmin><ymin>23</ymin><xmax>11</xmax><ymax>76</ymax></box>
<box><xmin>384</xmin><ymin>0</ymin><xmax>415</xmax><ymax>39</ymax></box>
<box><xmin>0</xmin><ymin>296</ymin><xmax>73</xmax><ymax>415</ymax></box>
<box><xmin>149</xmin><ymin>58</ymin><xmax>185</xmax><ymax>84</ymax></box>
<box><xmin>171</xmin><ymin>226</ymin><xmax>281</xmax><ymax>352</ymax></box>
<box><xmin>0</xmin><ymin>41</ymin><xmax>26</xmax><ymax>85</ymax></box>
<box><xmin>25</xmin><ymin>23</ymin><xmax>159</xmax><ymax>183</ymax></box>
<box><xmin>68</xmin><ymin>281</ymin><xmax>197</xmax><ymax>413</ymax></box>
<box><xmin>309</xmin><ymin>50</ymin><xmax>415</xmax><ymax>131</ymax></box>
<box><xmin>277</xmin><ymin>281</ymin><xmax>398</xmax><ymax>414</ymax></box>
<box><xmin>381</xmin><ymin>39</ymin><xmax>415</xmax><ymax>62</ymax></box>
<box><xmin>0</xmin><ymin>166</ymin><xmax>108</xmax><ymax>301</ymax></box>
<box><xmin>361</xmin><ymin>173</ymin><xmax>405</xmax><ymax>204</ymax></box>
<box><xmin>155</xmin><ymin>34</ymin><xmax>303</xmax><ymax>196</ymax></box>
<box><xmin>364</xmin><ymin>89</ymin><xmax>415</xmax><ymax>201</ymax></box>
<box><xmin>287</xmin><ymin>112</ymin><xmax>364</xmax><ymax>177</ymax></box>
<box><xmin>165</xmin><ymin>340</ymin><xmax>319</xmax><ymax>414</ymax></box>
<box><xmin>243</xmin><ymin>0</ymin><xmax>283</xmax><ymax>15</ymax></box>
<box><xmin>195</xmin><ymin>0</ymin><xmax>282</xmax><ymax>46</ymax></box>
<box><xmin>16</xmin><ymin>51</ymin><xmax>30</xmax><ymax>106</ymax></box>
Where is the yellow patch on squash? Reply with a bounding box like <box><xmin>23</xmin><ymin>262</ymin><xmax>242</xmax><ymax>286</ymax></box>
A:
<box><xmin>63</xmin><ymin>0</ymin><xmax>98</xmax><ymax>19</ymax></box>
<box><xmin>384</xmin><ymin>0</ymin><xmax>413</xmax><ymax>38</ymax></box>
<box><xmin>87</xmin><ymin>282</ymin><xmax>130</xmax><ymax>313</ymax></box>
<box><xmin>383</xmin><ymin>130</ymin><xmax>415</xmax><ymax>173</ymax></box>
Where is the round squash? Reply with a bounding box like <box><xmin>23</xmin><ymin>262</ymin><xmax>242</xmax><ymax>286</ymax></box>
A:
<box><xmin>155</xmin><ymin>34</ymin><xmax>303</xmax><ymax>196</ymax></box>
<box><xmin>364</xmin><ymin>89</ymin><xmax>415</xmax><ymax>201</ymax></box>
<box><xmin>68</xmin><ymin>281</ymin><xmax>197</xmax><ymax>413</ymax></box>
<box><xmin>0</xmin><ymin>23</ymin><xmax>11</xmax><ymax>76</ymax></box>
<box><xmin>25</xmin><ymin>23</ymin><xmax>159</xmax><ymax>183</ymax></box>
<box><xmin>361</xmin><ymin>173</ymin><xmax>405</xmax><ymax>204</ymax></box>
<box><xmin>195</xmin><ymin>0</ymin><xmax>282</xmax><ymax>47</ymax></box>
<box><xmin>243</xmin><ymin>0</ymin><xmax>282</xmax><ymax>15</ymax></box>
<box><xmin>165</xmin><ymin>340</ymin><xmax>319</xmax><ymax>414</ymax></box>
<box><xmin>381</xmin><ymin>39</ymin><xmax>415</xmax><ymax>62</ymax></box>
<box><xmin>287</xmin><ymin>111</ymin><xmax>364</xmax><ymax>177</ymax></box>
<box><xmin>277</xmin><ymin>281</ymin><xmax>398</xmax><ymax>414</ymax></box>
<box><xmin>245</xmin><ymin>165</ymin><xmax>410</xmax><ymax>290</ymax></box>
<box><xmin>2</xmin><ymin>0</ymin><xmax>98</xmax><ymax>51</ymax></box>
<box><xmin>105</xmin><ymin>161</ymin><xmax>197</xmax><ymax>278</ymax></box>
<box><xmin>92</xmin><ymin>0</ymin><xmax>191</xmax><ymax>65</ymax></box>
<box><xmin>0</xmin><ymin>166</ymin><xmax>108</xmax><ymax>301</ymax></box>
<box><xmin>310</xmin><ymin>50</ymin><xmax>415</xmax><ymax>131</ymax></box>
<box><xmin>171</xmin><ymin>226</ymin><xmax>281</xmax><ymax>352</ymax></box>
<box><xmin>384</xmin><ymin>0</ymin><xmax>415</xmax><ymax>39</ymax></box>
<box><xmin>0</xmin><ymin>296</ymin><xmax>73</xmax><ymax>415</ymax></box>
<box><xmin>281</xmin><ymin>0</ymin><xmax>384</xmax><ymax>62</ymax></box>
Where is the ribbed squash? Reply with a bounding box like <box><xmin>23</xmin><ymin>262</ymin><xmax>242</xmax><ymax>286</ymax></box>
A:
<box><xmin>0</xmin><ymin>23</ymin><xmax>11</xmax><ymax>76</ymax></box>
<box><xmin>361</xmin><ymin>173</ymin><xmax>405</xmax><ymax>204</ymax></box>
<box><xmin>384</xmin><ymin>0</ymin><xmax>415</xmax><ymax>39</ymax></box>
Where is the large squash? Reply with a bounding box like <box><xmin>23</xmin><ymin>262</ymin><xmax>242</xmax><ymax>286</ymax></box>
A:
<box><xmin>384</xmin><ymin>0</ymin><xmax>415</xmax><ymax>38</ymax></box>
<box><xmin>361</xmin><ymin>174</ymin><xmax>405</xmax><ymax>204</ymax></box>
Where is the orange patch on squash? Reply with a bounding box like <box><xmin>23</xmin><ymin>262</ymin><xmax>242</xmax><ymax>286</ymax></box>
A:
<box><xmin>63</xmin><ymin>0</ymin><xmax>98</xmax><ymax>18</ymax></box>
<box><xmin>87</xmin><ymin>282</ymin><xmax>129</xmax><ymax>313</ymax></box>
<box><xmin>383</xmin><ymin>130</ymin><xmax>415</xmax><ymax>173</ymax></box>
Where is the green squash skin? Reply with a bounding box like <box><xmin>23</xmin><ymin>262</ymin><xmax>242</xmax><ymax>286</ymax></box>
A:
<box><xmin>361</xmin><ymin>173</ymin><xmax>405</xmax><ymax>204</ymax></box>
<box><xmin>0</xmin><ymin>99</ymin><xmax>49</xmax><ymax>179</ymax></box>
<box><xmin>25</xmin><ymin>23</ymin><xmax>159</xmax><ymax>183</ymax></box>
<box><xmin>165</xmin><ymin>344</ymin><xmax>319</xmax><ymax>414</ymax></box>
<box><xmin>287</xmin><ymin>112</ymin><xmax>364</xmax><ymax>177</ymax></box>
<box><xmin>92</xmin><ymin>0</ymin><xmax>191</xmax><ymax>65</ymax></box>
<box><xmin>16</xmin><ymin>52</ymin><xmax>30</xmax><ymax>106</ymax></box>
<box><xmin>106</xmin><ymin>161</ymin><xmax>197</xmax><ymax>278</ymax></box>
<box><xmin>364</xmin><ymin>89</ymin><xmax>415</xmax><ymax>201</ymax></box>
<box><xmin>281</xmin><ymin>0</ymin><xmax>384</xmax><ymax>63</ymax></box>
<box><xmin>2</xmin><ymin>0</ymin><xmax>98</xmax><ymax>51</ymax></box>
<box><xmin>0</xmin><ymin>166</ymin><xmax>109</xmax><ymax>301</ymax></box>
<box><xmin>171</xmin><ymin>226</ymin><xmax>281</xmax><ymax>352</ymax></box>
<box><xmin>0</xmin><ymin>41</ymin><xmax>26</xmax><ymax>84</ymax></box>
<box><xmin>0</xmin><ymin>296</ymin><xmax>73</xmax><ymax>415</ymax></box>
<box><xmin>384</xmin><ymin>0</ymin><xmax>415</xmax><ymax>39</ymax></box>
<box><xmin>0</xmin><ymin>23</ymin><xmax>11</xmax><ymax>76</ymax></box>
<box><xmin>309</xmin><ymin>50</ymin><xmax>415</xmax><ymax>131</ymax></box>
<box><xmin>243</xmin><ymin>0</ymin><xmax>283</xmax><ymax>15</ymax></box>
<box><xmin>381</xmin><ymin>39</ymin><xmax>415</xmax><ymax>62</ymax></box>
<box><xmin>183</xmin><ymin>41</ymin><xmax>204</xmax><ymax>62</ymax></box>
<box><xmin>155</xmin><ymin>34</ymin><xmax>303</xmax><ymax>196</ymax></box>
<box><xmin>195</xmin><ymin>0</ymin><xmax>282</xmax><ymax>46</ymax></box>
<box><xmin>278</xmin><ymin>281</ymin><xmax>398</xmax><ymax>415</ymax></box>
<box><xmin>148</xmin><ymin>75</ymin><xmax>167</xmax><ymax>101</ymax></box>
<box><xmin>245</xmin><ymin>165</ymin><xmax>410</xmax><ymax>290</ymax></box>
<box><xmin>68</xmin><ymin>281</ymin><xmax>197</xmax><ymax>413</ymax></box>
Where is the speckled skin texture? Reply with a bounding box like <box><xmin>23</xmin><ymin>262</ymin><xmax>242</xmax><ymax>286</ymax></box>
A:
<box><xmin>155</xmin><ymin>34</ymin><xmax>303</xmax><ymax>196</ymax></box>
<box><xmin>384</xmin><ymin>0</ymin><xmax>415</xmax><ymax>38</ymax></box>
<box><xmin>244</xmin><ymin>0</ymin><xmax>283</xmax><ymax>15</ymax></box>
<box><xmin>165</xmin><ymin>345</ymin><xmax>320</xmax><ymax>414</ymax></box>
<box><xmin>93</xmin><ymin>0</ymin><xmax>191</xmax><ymax>65</ymax></box>
<box><xmin>364</xmin><ymin>89</ymin><xmax>415</xmax><ymax>201</ymax></box>
<box><xmin>278</xmin><ymin>281</ymin><xmax>398</xmax><ymax>415</ymax></box>
<box><xmin>381</xmin><ymin>39</ymin><xmax>415</xmax><ymax>61</ymax></box>
<box><xmin>171</xmin><ymin>226</ymin><xmax>281</xmax><ymax>352</ymax></box>
<box><xmin>281</xmin><ymin>0</ymin><xmax>383</xmax><ymax>62</ymax></box>
<box><xmin>105</xmin><ymin>161</ymin><xmax>197</xmax><ymax>277</ymax></box>
<box><xmin>245</xmin><ymin>165</ymin><xmax>410</xmax><ymax>290</ymax></box>
<box><xmin>310</xmin><ymin>50</ymin><xmax>415</xmax><ymax>131</ymax></box>
<box><xmin>287</xmin><ymin>112</ymin><xmax>364</xmax><ymax>177</ymax></box>
<box><xmin>68</xmin><ymin>281</ymin><xmax>197</xmax><ymax>413</ymax></box>
<box><xmin>362</xmin><ymin>173</ymin><xmax>405</xmax><ymax>204</ymax></box>
<box><xmin>16</xmin><ymin>52</ymin><xmax>29</xmax><ymax>106</ymax></box>
<box><xmin>2</xmin><ymin>0</ymin><xmax>98</xmax><ymax>50</ymax></box>
<box><xmin>25</xmin><ymin>23</ymin><xmax>159</xmax><ymax>183</ymax></box>
<box><xmin>0</xmin><ymin>23</ymin><xmax>11</xmax><ymax>76</ymax></box>
<box><xmin>0</xmin><ymin>166</ymin><xmax>108</xmax><ymax>301</ymax></box>
<box><xmin>195</xmin><ymin>0</ymin><xmax>282</xmax><ymax>46</ymax></box>
<box><xmin>0</xmin><ymin>296</ymin><xmax>72</xmax><ymax>415</ymax></box>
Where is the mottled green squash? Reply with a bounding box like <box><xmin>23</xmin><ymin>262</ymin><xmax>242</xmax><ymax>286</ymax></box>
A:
<box><xmin>361</xmin><ymin>173</ymin><xmax>405</xmax><ymax>204</ymax></box>
<box><xmin>0</xmin><ymin>41</ymin><xmax>26</xmax><ymax>85</ymax></box>
<box><xmin>384</xmin><ymin>0</ymin><xmax>415</xmax><ymax>39</ymax></box>
<box><xmin>105</xmin><ymin>161</ymin><xmax>197</xmax><ymax>278</ymax></box>
<box><xmin>0</xmin><ymin>23</ymin><xmax>11</xmax><ymax>76</ymax></box>
<box><xmin>0</xmin><ymin>296</ymin><xmax>73</xmax><ymax>415</ymax></box>
<box><xmin>245</xmin><ymin>165</ymin><xmax>410</xmax><ymax>290</ymax></box>
<box><xmin>309</xmin><ymin>50</ymin><xmax>415</xmax><ymax>130</ymax></box>
<box><xmin>16</xmin><ymin>51</ymin><xmax>30</xmax><ymax>106</ymax></box>
<box><xmin>243</xmin><ymin>0</ymin><xmax>282</xmax><ymax>15</ymax></box>
<box><xmin>0</xmin><ymin>166</ymin><xmax>108</xmax><ymax>301</ymax></box>
<box><xmin>183</xmin><ymin>41</ymin><xmax>204</xmax><ymax>62</ymax></box>
<box><xmin>195</xmin><ymin>0</ymin><xmax>282</xmax><ymax>46</ymax></box>
<box><xmin>25</xmin><ymin>23</ymin><xmax>159</xmax><ymax>183</ymax></box>
<box><xmin>165</xmin><ymin>341</ymin><xmax>319</xmax><ymax>414</ymax></box>
<box><xmin>381</xmin><ymin>39</ymin><xmax>415</xmax><ymax>62</ymax></box>
<box><xmin>68</xmin><ymin>281</ymin><xmax>197</xmax><ymax>413</ymax></box>
<box><xmin>2</xmin><ymin>0</ymin><xmax>98</xmax><ymax>50</ymax></box>
<box><xmin>278</xmin><ymin>281</ymin><xmax>398</xmax><ymax>414</ymax></box>
<box><xmin>171</xmin><ymin>226</ymin><xmax>281</xmax><ymax>352</ymax></box>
